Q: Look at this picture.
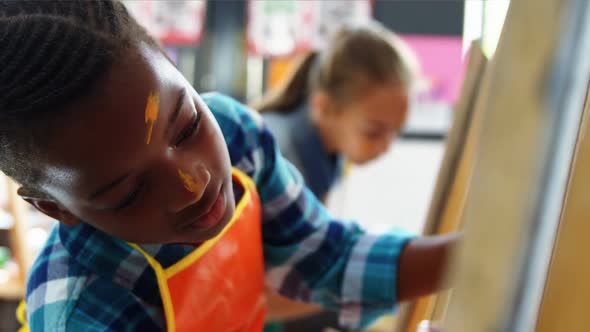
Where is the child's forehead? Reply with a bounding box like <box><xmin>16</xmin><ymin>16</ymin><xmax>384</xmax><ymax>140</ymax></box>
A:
<box><xmin>79</xmin><ymin>43</ymin><xmax>179</xmax><ymax>105</ymax></box>
<box><xmin>92</xmin><ymin>46</ymin><xmax>165</xmax><ymax>100</ymax></box>
<box><xmin>43</xmin><ymin>46</ymin><xmax>185</xmax><ymax>191</ymax></box>
<box><xmin>68</xmin><ymin>45</ymin><xmax>184</xmax><ymax>132</ymax></box>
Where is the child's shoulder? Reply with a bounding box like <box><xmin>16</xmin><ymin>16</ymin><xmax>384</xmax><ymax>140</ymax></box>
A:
<box><xmin>26</xmin><ymin>226</ymin><xmax>85</xmax><ymax>295</ymax></box>
<box><xmin>202</xmin><ymin>92</ymin><xmax>264</xmax><ymax>131</ymax></box>
<box><xmin>25</xmin><ymin>225</ymin><xmax>165</xmax><ymax>330</ymax></box>
<box><xmin>25</xmin><ymin>226</ymin><xmax>94</xmax><ymax>330</ymax></box>
<box><xmin>202</xmin><ymin>93</ymin><xmax>268</xmax><ymax>177</ymax></box>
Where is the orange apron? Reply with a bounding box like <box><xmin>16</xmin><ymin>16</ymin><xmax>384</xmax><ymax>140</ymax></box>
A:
<box><xmin>130</xmin><ymin>168</ymin><xmax>266</xmax><ymax>332</ymax></box>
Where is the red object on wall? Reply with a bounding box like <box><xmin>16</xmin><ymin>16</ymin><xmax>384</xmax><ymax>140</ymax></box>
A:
<box><xmin>123</xmin><ymin>1</ymin><xmax>206</xmax><ymax>46</ymax></box>
<box><xmin>247</xmin><ymin>0</ymin><xmax>372</xmax><ymax>58</ymax></box>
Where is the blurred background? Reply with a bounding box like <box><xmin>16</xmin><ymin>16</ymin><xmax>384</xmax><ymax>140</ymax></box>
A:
<box><xmin>0</xmin><ymin>1</ymin><xmax>510</xmax><ymax>331</ymax></box>
<box><xmin>120</xmin><ymin>0</ymin><xmax>509</xmax><ymax>234</ymax></box>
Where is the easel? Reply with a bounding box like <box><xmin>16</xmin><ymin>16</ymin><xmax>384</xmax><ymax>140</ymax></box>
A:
<box><xmin>398</xmin><ymin>0</ymin><xmax>590</xmax><ymax>330</ymax></box>
<box><xmin>396</xmin><ymin>39</ymin><xmax>489</xmax><ymax>332</ymax></box>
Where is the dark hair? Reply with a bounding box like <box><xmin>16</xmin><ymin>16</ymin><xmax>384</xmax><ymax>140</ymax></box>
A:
<box><xmin>0</xmin><ymin>0</ymin><xmax>157</xmax><ymax>194</ymax></box>
<box><xmin>253</xmin><ymin>21</ymin><xmax>418</xmax><ymax>113</ymax></box>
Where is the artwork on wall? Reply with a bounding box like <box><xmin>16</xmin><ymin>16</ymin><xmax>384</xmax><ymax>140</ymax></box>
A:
<box><xmin>401</xmin><ymin>35</ymin><xmax>466</xmax><ymax>137</ymax></box>
<box><xmin>123</xmin><ymin>0</ymin><xmax>207</xmax><ymax>46</ymax></box>
<box><xmin>247</xmin><ymin>0</ymin><xmax>372</xmax><ymax>57</ymax></box>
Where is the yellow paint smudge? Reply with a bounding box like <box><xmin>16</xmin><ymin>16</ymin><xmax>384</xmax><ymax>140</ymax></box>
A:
<box><xmin>178</xmin><ymin>169</ymin><xmax>206</xmax><ymax>200</ymax></box>
<box><xmin>145</xmin><ymin>92</ymin><xmax>160</xmax><ymax>145</ymax></box>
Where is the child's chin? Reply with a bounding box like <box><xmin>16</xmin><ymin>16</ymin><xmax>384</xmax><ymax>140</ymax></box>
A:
<box><xmin>168</xmin><ymin>186</ymin><xmax>236</xmax><ymax>245</ymax></box>
<box><xmin>187</xmin><ymin>204</ymin><xmax>235</xmax><ymax>244</ymax></box>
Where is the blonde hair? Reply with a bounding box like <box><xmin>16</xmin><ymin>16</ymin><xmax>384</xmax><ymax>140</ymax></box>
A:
<box><xmin>254</xmin><ymin>21</ymin><xmax>418</xmax><ymax>113</ymax></box>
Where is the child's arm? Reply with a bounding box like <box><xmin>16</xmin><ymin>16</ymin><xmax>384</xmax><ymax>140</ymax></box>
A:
<box><xmin>397</xmin><ymin>233</ymin><xmax>460</xmax><ymax>301</ymax></box>
<box><xmin>205</xmin><ymin>94</ymin><xmax>455</xmax><ymax>329</ymax></box>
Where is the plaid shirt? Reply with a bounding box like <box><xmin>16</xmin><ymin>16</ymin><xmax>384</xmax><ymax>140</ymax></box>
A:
<box><xmin>25</xmin><ymin>93</ymin><xmax>415</xmax><ymax>331</ymax></box>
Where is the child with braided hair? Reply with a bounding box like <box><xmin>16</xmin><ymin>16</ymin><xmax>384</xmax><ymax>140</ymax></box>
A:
<box><xmin>0</xmin><ymin>1</ymin><xmax>458</xmax><ymax>331</ymax></box>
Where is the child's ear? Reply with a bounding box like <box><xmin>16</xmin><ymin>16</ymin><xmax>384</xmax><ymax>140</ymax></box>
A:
<box><xmin>310</xmin><ymin>91</ymin><xmax>334</xmax><ymax>123</ymax></box>
<box><xmin>17</xmin><ymin>187</ymin><xmax>81</xmax><ymax>227</ymax></box>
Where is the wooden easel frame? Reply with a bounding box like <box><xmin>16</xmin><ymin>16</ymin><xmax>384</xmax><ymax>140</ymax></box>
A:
<box><xmin>535</xmin><ymin>83</ymin><xmax>590</xmax><ymax>332</ymax></box>
<box><xmin>442</xmin><ymin>0</ymin><xmax>590</xmax><ymax>331</ymax></box>
<box><xmin>397</xmin><ymin>0</ymin><xmax>590</xmax><ymax>330</ymax></box>
<box><xmin>396</xmin><ymin>40</ymin><xmax>489</xmax><ymax>332</ymax></box>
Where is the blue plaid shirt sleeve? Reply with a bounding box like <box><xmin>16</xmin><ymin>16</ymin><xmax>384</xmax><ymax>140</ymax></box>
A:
<box><xmin>205</xmin><ymin>93</ymin><xmax>417</xmax><ymax>329</ymax></box>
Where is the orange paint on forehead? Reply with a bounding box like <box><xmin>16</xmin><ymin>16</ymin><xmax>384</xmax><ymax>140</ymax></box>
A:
<box><xmin>145</xmin><ymin>92</ymin><xmax>160</xmax><ymax>145</ymax></box>
<box><xmin>178</xmin><ymin>169</ymin><xmax>207</xmax><ymax>201</ymax></box>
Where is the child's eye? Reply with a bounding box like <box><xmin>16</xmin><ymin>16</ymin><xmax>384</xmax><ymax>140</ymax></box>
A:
<box><xmin>175</xmin><ymin>111</ymin><xmax>201</xmax><ymax>147</ymax></box>
<box><xmin>111</xmin><ymin>182</ymin><xmax>144</xmax><ymax>211</ymax></box>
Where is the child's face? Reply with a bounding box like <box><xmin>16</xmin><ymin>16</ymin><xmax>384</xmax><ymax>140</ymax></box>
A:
<box><xmin>321</xmin><ymin>82</ymin><xmax>409</xmax><ymax>164</ymax></box>
<box><xmin>27</xmin><ymin>43</ymin><xmax>235</xmax><ymax>245</ymax></box>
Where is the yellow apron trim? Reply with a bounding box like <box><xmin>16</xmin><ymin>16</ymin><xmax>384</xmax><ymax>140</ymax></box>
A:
<box><xmin>16</xmin><ymin>300</ymin><xmax>29</xmax><ymax>332</ymax></box>
<box><xmin>342</xmin><ymin>160</ymin><xmax>352</xmax><ymax>178</ymax></box>
<box><xmin>128</xmin><ymin>244</ymin><xmax>176</xmax><ymax>332</ymax></box>
<box><xmin>128</xmin><ymin>168</ymin><xmax>256</xmax><ymax>332</ymax></box>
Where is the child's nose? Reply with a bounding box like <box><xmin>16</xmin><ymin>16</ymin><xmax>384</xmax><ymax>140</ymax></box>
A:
<box><xmin>169</xmin><ymin>164</ymin><xmax>211</xmax><ymax>214</ymax></box>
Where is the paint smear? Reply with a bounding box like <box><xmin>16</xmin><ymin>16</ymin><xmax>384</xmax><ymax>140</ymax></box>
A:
<box><xmin>145</xmin><ymin>92</ymin><xmax>160</xmax><ymax>145</ymax></box>
<box><xmin>178</xmin><ymin>169</ymin><xmax>206</xmax><ymax>201</ymax></box>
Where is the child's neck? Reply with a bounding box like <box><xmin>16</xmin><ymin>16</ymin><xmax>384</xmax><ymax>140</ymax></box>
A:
<box><xmin>232</xmin><ymin>177</ymin><xmax>244</xmax><ymax>202</ymax></box>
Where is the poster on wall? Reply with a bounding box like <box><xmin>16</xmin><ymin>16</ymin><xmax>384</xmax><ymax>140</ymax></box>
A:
<box><xmin>310</xmin><ymin>0</ymin><xmax>372</xmax><ymax>49</ymax></box>
<box><xmin>400</xmin><ymin>35</ymin><xmax>466</xmax><ymax>137</ymax></box>
<box><xmin>247</xmin><ymin>0</ymin><xmax>372</xmax><ymax>57</ymax></box>
<box><xmin>123</xmin><ymin>0</ymin><xmax>206</xmax><ymax>46</ymax></box>
<box><xmin>247</xmin><ymin>0</ymin><xmax>309</xmax><ymax>57</ymax></box>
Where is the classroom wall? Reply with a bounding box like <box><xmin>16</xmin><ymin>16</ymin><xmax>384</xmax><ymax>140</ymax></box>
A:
<box><xmin>167</xmin><ymin>0</ymin><xmax>465</xmax><ymax>102</ymax></box>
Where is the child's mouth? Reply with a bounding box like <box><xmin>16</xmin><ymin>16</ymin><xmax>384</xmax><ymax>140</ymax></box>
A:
<box><xmin>182</xmin><ymin>186</ymin><xmax>226</xmax><ymax>230</ymax></box>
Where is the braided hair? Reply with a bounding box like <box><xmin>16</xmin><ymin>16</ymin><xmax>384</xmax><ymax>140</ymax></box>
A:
<box><xmin>0</xmin><ymin>0</ymin><xmax>157</xmax><ymax>193</ymax></box>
